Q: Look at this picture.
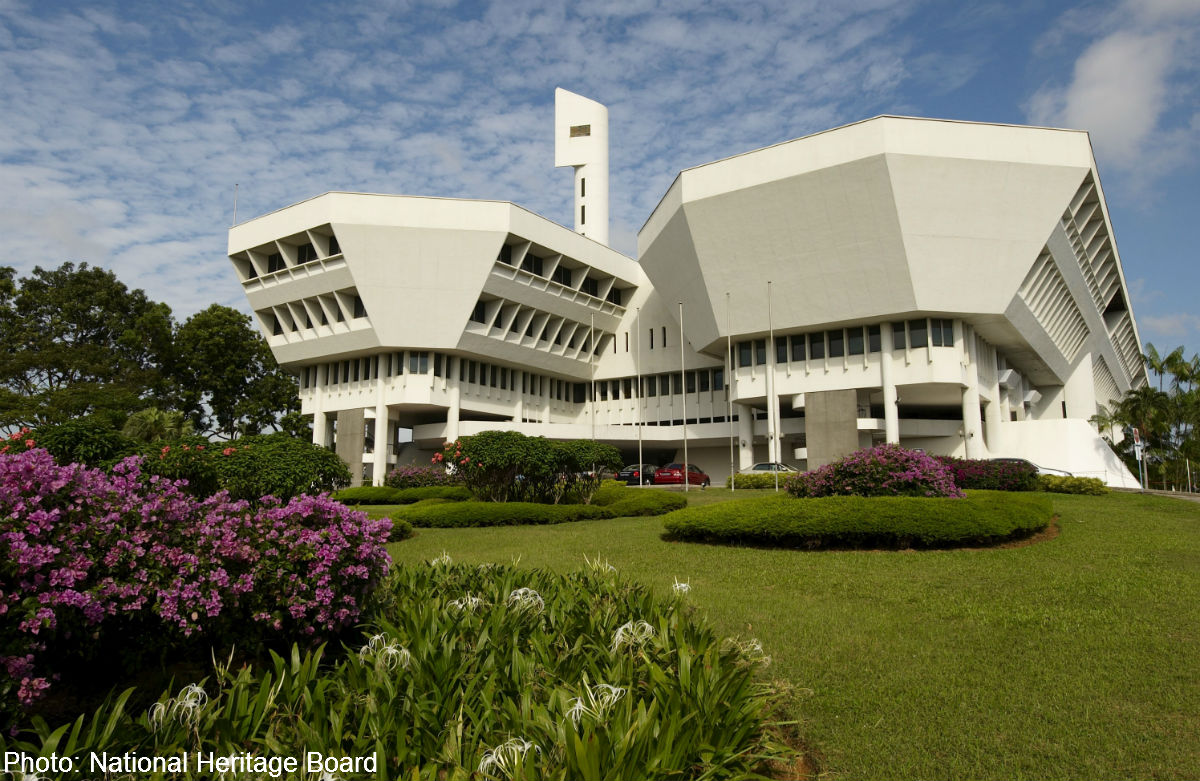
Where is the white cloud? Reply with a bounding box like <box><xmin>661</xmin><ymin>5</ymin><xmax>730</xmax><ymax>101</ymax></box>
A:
<box><xmin>1027</xmin><ymin>0</ymin><xmax>1200</xmax><ymax>181</ymax></box>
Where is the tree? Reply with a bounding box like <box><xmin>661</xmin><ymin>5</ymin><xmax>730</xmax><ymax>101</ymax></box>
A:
<box><xmin>172</xmin><ymin>304</ymin><xmax>299</xmax><ymax>440</ymax></box>
<box><xmin>121</xmin><ymin>407</ymin><xmax>193</xmax><ymax>443</ymax></box>
<box><xmin>0</xmin><ymin>263</ymin><xmax>175</xmax><ymax>432</ymax></box>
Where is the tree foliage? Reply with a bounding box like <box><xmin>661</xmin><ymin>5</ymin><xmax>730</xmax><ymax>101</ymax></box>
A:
<box><xmin>173</xmin><ymin>304</ymin><xmax>299</xmax><ymax>440</ymax></box>
<box><xmin>0</xmin><ymin>264</ymin><xmax>175</xmax><ymax>430</ymax></box>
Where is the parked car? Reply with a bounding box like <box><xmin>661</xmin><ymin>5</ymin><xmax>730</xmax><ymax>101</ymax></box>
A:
<box><xmin>989</xmin><ymin>457</ymin><xmax>1073</xmax><ymax>477</ymax></box>
<box><xmin>653</xmin><ymin>463</ymin><xmax>711</xmax><ymax>487</ymax></box>
<box><xmin>739</xmin><ymin>462</ymin><xmax>798</xmax><ymax>474</ymax></box>
<box><xmin>617</xmin><ymin>463</ymin><xmax>658</xmax><ymax>485</ymax></box>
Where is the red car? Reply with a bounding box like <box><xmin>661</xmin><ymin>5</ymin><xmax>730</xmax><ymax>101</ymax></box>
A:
<box><xmin>652</xmin><ymin>463</ymin><xmax>711</xmax><ymax>487</ymax></box>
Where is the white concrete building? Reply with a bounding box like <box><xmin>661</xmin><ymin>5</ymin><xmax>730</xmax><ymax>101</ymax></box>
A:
<box><xmin>228</xmin><ymin>94</ymin><xmax>1146</xmax><ymax>487</ymax></box>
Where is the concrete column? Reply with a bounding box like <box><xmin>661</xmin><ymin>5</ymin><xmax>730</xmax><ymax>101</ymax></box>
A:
<box><xmin>447</xmin><ymin>376</ymin><xmax>462</xmax><ymax>442</ymax></box>
<box><xmin>311</xmin><ymin>364</ymin><xmax>328</xmax><ymax>448</ymax></box>
<box><xmin>335</xmin><ymin>409</ymin><xmax>365</xmax><ymax>487</ymax></box>
<box><xmin>372</xmin><ymin>374</ymin><xmax>388</xmax><ymax>486</ymax></box>
<box><xmin>961</xmin><ymin>325</ymin><xmax>985</xmax><ymax>458</ymax></box>
<box><xmin>880</xmin><ymin>323</ymin><xmax>899</xmax><ymax>444</ymax></box>
<box><xmin>736</xmin><ymin>403</ymin><xmax>755</xmax><ymax>469</ymax></box>
<box><xmin>766</xmin><ymin>340</ymin><xmax>780</xmax><ymax>464</ymax></box>
<box><xmin>984</xmin><ymin>345</ymin><xmax>1003</xmax><ymax>450</ymax></box>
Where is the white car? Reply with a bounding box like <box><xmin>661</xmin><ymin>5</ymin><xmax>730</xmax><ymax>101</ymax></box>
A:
<box><xmin>740</xmin><ymin>462</ymin><xmax>799</xmax><ymax>474</ymax></box>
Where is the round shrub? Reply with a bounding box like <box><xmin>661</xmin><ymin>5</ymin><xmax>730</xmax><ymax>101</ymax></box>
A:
<box><xmin>211</xmin><ymin>433</ymin><xmax>351</xmax><ymax>501</ymax></box>
<box><xmin>662</xmin><ymin>490</ymin><xmax>1052</xmax><ymax>549</ymax></box>
<box><xmin>1037</xmin><ymin>474</ymin><xmax>1108</xmax><ymax>495</ymax></box>
<box><xmin>787</xmin><ymin>444</ymin><xmax>962</xmax><ymax>498</ymax></box>
<box><xmin>0</xmin><ymin>448</ymin><xmax>391</xmax><ymax>722</ymax></box>
<box><xmin>31</xmin><ymin>419</ymin><xmax>137</xmax><ymax>467</ymax></box>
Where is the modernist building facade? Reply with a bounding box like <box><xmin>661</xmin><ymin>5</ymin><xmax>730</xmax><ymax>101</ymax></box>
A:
<box><xmin>229</xmin><ymin>91</ymin><xmax>1147</xmax><ymax>487</ymax></box>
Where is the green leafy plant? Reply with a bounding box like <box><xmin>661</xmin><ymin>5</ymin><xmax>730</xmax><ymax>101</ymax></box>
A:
<box><xmin>3</xmin><ymin>563</ymin><xmax>788</xmax><ymax>779</ymax></box>
<box><xmin>663</xmin><ymin>490</ymin><xmax>1052</xmax><ymax>548</ymax></box>
<box><xmin>334</xmin><ymin>485</ymin><xmax>473</xmax><ymax>505</ymax></box>
<box><xmin>1036</xmin><ymin>475</ymin><xmax>1109</xmax><ymax>495</ymax></box>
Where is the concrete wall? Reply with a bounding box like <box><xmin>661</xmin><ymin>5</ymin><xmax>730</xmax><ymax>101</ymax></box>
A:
<box><xmin>805</xmin><ymin>389</ymin><xmax>859</xmax><ymax>469</ymax></box>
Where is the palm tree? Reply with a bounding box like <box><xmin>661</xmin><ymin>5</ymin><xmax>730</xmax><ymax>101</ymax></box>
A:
<box><xmin>1089</xmin><ymin>403</ymin><xmax>1118</xmax><ymax>442</ymax></box>
<box><xmin>121</xmin><ymin>407</ymin><xmax>193</xmax><ymax>443</ymax></box>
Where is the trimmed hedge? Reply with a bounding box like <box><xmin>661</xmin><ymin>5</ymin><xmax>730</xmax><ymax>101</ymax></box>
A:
<box><xmin>725</xmin><ymin>473</ymin><xmax>786</xmax><ymax>489</ymax></box>
<box><xmin>390</xmin><ymin>517</ymin><xmax>415</xmax><ymax>541</ymax></box>
<box><xmin>1037</xmin><ymin>475</ymin><xmax>1109</xmax><ymax>495</ymax></box>
<box><xmin>333</xmin><ymin>485</ymin><xmax>473</xmax><ymax>505</ymax></box>
<box><xmin>395</xmin><ymin>484</ymin><xmax>688</xmax><ymax>527</ymax></box>
<box><xmin>395</xmin><ymin>501</ymin><xmax>610</xmax><ymax>527</ymax></box>
<box><xmin>662</xmin><ymin>490</ymin><xmax>1053</xmax><ymax>549</ymax></box>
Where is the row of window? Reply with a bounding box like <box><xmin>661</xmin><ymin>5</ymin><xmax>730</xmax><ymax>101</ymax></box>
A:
<box><xmin>497</xmin><ymin>244</ymin><xmax>625</xmax><ymax>306</ymax></box>
<box><xmin>252</xmin><ymin>235</ymin><xmax>340</xmax><ymax>279</ymax></box>
<box><xmin>270</xmin><ymin>294</ymin><xmax>365</xmax><ymax>336</ymax></box>
<box><xmin>736</xmin><ymin>319</ymin><xmax>956</xmax><ymax>368</ymax></box>
<box><xmin>300</xmin><ymin>352</ymin><xmax>729</xmax><ymax>407</ymax></box>
<box><xmin>470</xmin><ymin>299</ymin><xmax>608</xmax><ymax>354</ymax></box>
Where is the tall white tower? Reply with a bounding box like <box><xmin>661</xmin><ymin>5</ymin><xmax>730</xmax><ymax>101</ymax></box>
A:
<box><xmin>554</xmin><ymin>87</ymin><xmax>609</xmax><ymax>246</ymax></box>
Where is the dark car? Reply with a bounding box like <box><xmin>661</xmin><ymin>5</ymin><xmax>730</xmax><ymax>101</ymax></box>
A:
<box><xmin>618</xmin><ymin>463</ymin><xmax>658</xmax><ymax>485</ymax></box>
<box><xmin>652</xmin><ymin>463</ymin><xmax>711</xmax><ymax>487</ymax></box>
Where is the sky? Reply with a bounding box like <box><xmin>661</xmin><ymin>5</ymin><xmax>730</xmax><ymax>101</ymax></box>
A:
<box><xmin>1</xmin><ymin>0</ymin><xmax>1198</xmax><ymax>357</ymax></box>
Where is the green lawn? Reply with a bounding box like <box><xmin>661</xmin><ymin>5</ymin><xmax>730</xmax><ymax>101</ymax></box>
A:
<box><xmin>386</xmin><ymin>489</ymin><xmax>1200</xmax><ymax>780</ymax></box>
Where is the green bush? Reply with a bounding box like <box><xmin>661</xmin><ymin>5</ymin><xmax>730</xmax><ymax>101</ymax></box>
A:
<box><xmin>662</xmin><ymin>490</ymin><xmax>1053</xmax><ymax>549</ymax></box>
<box><xmin>395</xmin><ymin>501</ymin><xmax>610</xmax><ymax>528</ymax></box>
<box><xmin>34</xmin><ymin>419</ymin><xmax>137</xmax><ymax>467</ymax></box>
<box><xmin>1037</xmin><ymin>474</ymin><xmax>1109</xmax><ymax>495</ymax></box>
<box><xmin>334</xmin><ymin>485</ymin><xmax>473</xmax><ymax>505</ymax></box>
<box><xmin>391</xmin><ymin>517</ymin><xmax>414</xmax><ymax>541</ymax></box>
<box><xmin>935</xmin><ymin>456</ymin><xmax>1039</xmax><ymax>491</ymax></box>
<box><xmin>437</xmin><ymin>431</ymin><xmax>623</xmax><ymax>503</ymax></box>
<box><xmin>595</xmin><ymin>486</ymin><xmax>688</xmax><ymax>517</ymax></box>
<box><xmin>211</xmin><ymin>433</ymin><xmax>351</xmax><ymax>502</ymax></box>
<box><xmin>725</xmin><ymin>473</ymin><xmax>784</xmax><ymax>489</ymax></box>
<box><xmin>3</xmin><ymin>563</ymin><xmax>784</xmax><ymax>778</ymax></box>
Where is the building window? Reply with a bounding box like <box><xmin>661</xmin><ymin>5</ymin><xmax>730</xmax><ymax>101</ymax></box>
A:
<box><xmin>552</xmin><ymin>265</ymin><xmax>572</xmax><ymax>286</ymax></box>
<box><xmin>738</xmin><ymin>341</ymin><xmax>752</xmax><ymax>368</ymax></box>
<box><xmin>662</xmin><ymin>327</ymin><xmax>668</xmax><ymax>348</ymax></box>
<box><xmin>434</xmin><ymin>354</ymin><xmax>443</xmax><ymax>377</ymax></box>
<box><xmin>490</xmin><ymin>365</ymin><xmax>498</xmax><ymax>387</ymax></box>
<box><xmin>581</xmin><ymin>205</ymin><xmax>586</xmax><ymax>225</ymax></box>
<box><xmin>647</xmin><ymin>376</ymin><xmax>657</xmax><ymax>397</ymax></box>
<box><xmin>468</xmin><ymin>361</ymin><xmax>477</xmax><ymax>383</ymax></box>
<box><xmin>327</xmin><ymin>235</ymin><xmax>341</xmax><ymax>255</ymax></box>
<box><xmin>352</xmin><ymin>296</ymin><xmax>367</xmax><ymax>319</ymax></box>
<box><xmin>581</xmin><ymin>178</ymin><xmax>586</xmax><ymax>197</ymax></box>
<box><xmin>931</xmin><ymin>318</ymin><xmax>954</xmax><ymax>347</ymax></box>
<box><xmin>573</xmin><ymin>383</ymin><xmax>586</xmax><ymax>404</ymax></box>
<box><xmin>498</xmin><ymin>244</ymin><xmax>513</xmax><ymax>265</ymax></box>
<box><xmin>272</xmin><ymin>315</ymin><xmax>283</xmax><ymax>336</ymax></box>
<box><xmin>570</xmin><ymin>124</ymin><xmax>591</xmax><ymax>137</ymax></box>
<box><xmin>754</xmin><ymin>339</ymin><xmax>766</xmax><ymax>366</ymax></box>
<box><xmin>599</xmin><ymin>382</ymin><xmax>608</xmax><ymax>400</ymax></box>
<box><xmin>848</xmin><ymin>327</ymin><xmax>865</xmax><ymax>356</ymax></box>
<box><xmin>352</xmin><ymin>360</ymin><xmax>360</xmax><ymax>382</ymax></box>
<box><xmin>607</xmin><ymin>287</ymin><xmax>623</xmax><ymax>306</ymax></box>
<box><xmin>297</xmin><ymin>243</ymin><xmax>317</xmax><ymax>264</ymax></box>
<box><xmin>714</xmin><ymin>367</ymin><xmax>725</xmax><ymax>390</ymax></box>
<box><xmin>649</xmin><ymin>329</ymin><xmax>655</xmax><ymax>350</ymax></box>
<box><xmin>828</xmin><ymin>329</ymin><xmax>844</xmax><ymax>358</ymax></box>
<box><xmin>908</xmin><ymin>319</ymin><xmax>928</xmax><ymax>348</ymax></box>
<box><xmin>410</xmin><ymin>352</ymin><xmax>428</xmax><ymax>374</ymax></box>
<box><xmin>686</xmin><ymin>371</ymin><xmax>696</xmax><ymax>393</ymax></box>
<box><xmin>581</xmin><ymin>276</ymin><xmax>599</xmax><ymax>297</ymax></box>
<box><xmin>776</xmin><ymin>336</ymin><xmax>788</xmax><ymax>363</ymax></box>
<box><xmin>892</xmin><ymin>322</ymin><xmax>906</xmax><ymax>349</ymax></box>
<box><xmin>671</xmin><ymin>372</ymin><xmax>682</xmax><ymax>394</ymax></box>
<box><xmin>699</xmin><ymin>370</ymin><xmax>710</xmax><ymax>392</ymax></box>
<box><xmin>521</xmin><ymin>253</ymin><xmax>543</xmax><ymax>276</ymax></box>
<box><xmin>470</xmin><ymin>300</ymin><xmax>487</xmax><ymax>324</ymax></box>
<box><xmin>500</xmin><ymin>368</ymin><xmax>507</xmax><ymax>390</ymax></box>
<box><xmin>809</xmin><ymin>332</ymin><xmax>825</xmax><ymax>360</ymax></box>
<box><xmin>791</xmin><ymin>334</ymin><xmax>806</xmax><ymax>362</ymax></box>
<box><xmin>868</xmin><ymin>324</ymin><xmax>881</xmax><ymax>352</ymax></box>
<box><xmin>267</xmin><ymin>252</ymin><xmax>286</xmax><ymax>273</ymax></box>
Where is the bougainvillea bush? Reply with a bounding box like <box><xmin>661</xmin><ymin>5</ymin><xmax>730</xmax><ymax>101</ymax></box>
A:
<box><xmin>384</xmin><ymin>464</ymin><xmax>461</xmax><ymax>489</ymax></box>
<box><xmin>934</xmin><ymin>456</ymin><xmax>1038</xmax><ymax>491</ymax></box>
<box><xmin>0</xmin><ymin>448</ymin><xmax>392</xmax><ymax>724</ymax></box>
<box><xmin>787</xmin><ymin>443</ymin><xmax>963</xmax><ymax>498</ymax></box>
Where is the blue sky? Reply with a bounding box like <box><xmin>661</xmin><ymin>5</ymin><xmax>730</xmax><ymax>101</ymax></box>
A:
<box><xmin>1</xmin><ymin>0</ymin><xmax>1197</xmax><ymax>356</ymax></box>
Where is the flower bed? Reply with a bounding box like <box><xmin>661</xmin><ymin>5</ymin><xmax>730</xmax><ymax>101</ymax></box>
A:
<box><xmin>787</xmin><ymin>444</ymin><xmax>962</xmax><ymax>498</ymax></box>
<box><xmin>0</xmin><ymin>448</ymin><xmax>392</xmax><ymax>723</ymax></box>
<box><xmin>3</xmin><ymin>562</ymin><xmax>785</xmax><ymax>779</ymax></box>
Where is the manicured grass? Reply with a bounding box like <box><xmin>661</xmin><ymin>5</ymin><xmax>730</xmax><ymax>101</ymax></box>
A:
<box><xmin>387</xmin><ymin>489</ymin><xmax>1200</xmax><ymax>780</ymax></box>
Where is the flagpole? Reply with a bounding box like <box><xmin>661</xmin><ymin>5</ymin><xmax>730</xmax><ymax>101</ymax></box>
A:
<box><xmin>680</xmin><ymin>301</ymin><xmax>688</xmax><ymax>493</ymax></box>
<box><xmin>727</xmin><ymin>292</ymin><xmax>735</xmax><ymax>492</ymax></box>
<box><xmin>768</xmin><ymin>280</ymin><xmax>778</xmax><ymax>492</ymax></box>
<box><xmin>636</xmin><ymin>307</ymin><xmax>643</xmax><ymax>484</ymax></box>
